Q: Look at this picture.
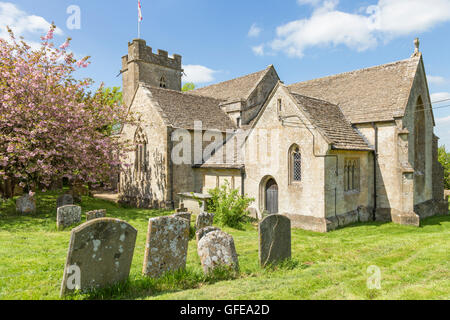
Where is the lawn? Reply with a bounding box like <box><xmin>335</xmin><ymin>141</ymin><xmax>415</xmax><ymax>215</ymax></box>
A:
<box><xmin>0</xmin><ymin>191</ymin><xmax>449</xmax><ymax>300</ymax></box>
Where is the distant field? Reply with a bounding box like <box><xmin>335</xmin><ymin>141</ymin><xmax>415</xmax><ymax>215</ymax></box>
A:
<box><xmin>0</xmin><ymin>191</ymin><xmax>449</xmax><ymax>300</ymax></box>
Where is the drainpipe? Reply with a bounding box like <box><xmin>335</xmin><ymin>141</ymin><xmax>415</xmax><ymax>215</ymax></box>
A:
<box><xmin>371</xmin><ymin>122</ymin><xmax>378</xmax><ymax>221</ymax></box>
<box><xmin>240</xmin><ymin>167</ymin><xmax>245</xmax><ymax>197</ymax></box>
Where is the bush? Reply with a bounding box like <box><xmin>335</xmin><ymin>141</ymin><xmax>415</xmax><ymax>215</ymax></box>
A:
<box><xmin>438</xmin><ymin>146</ymin><xmax>450</xmax><ymax>190</ymax></box>
<box><xmin>207</xmin><ymin>180</ymin><xmax>254</xmax><ymax>229</ymax></box>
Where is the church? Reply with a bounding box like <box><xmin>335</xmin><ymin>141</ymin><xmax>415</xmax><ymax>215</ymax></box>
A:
<box><xmin>118</xmin><ymin>38</ymin><xmax>447</xmax><ymax>232</ymax></box>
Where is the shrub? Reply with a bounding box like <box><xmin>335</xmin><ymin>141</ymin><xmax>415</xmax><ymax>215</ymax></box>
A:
<box><xmin>207</xmin><ymin>180</ymin><xmax>254</xmax><ymax>229</ymax></box>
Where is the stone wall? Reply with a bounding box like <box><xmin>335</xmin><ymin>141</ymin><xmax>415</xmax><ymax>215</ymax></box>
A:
<box><xmin>241</xmin><ymin>66</ymin><xmax>279</xmax><ymax>125</ymax></box>
<box><xmin>324</xmin><ymin>150</ymin><xmax>373</xmax><ymax>229</ymax></box>
<box><xmin>119</xmin><ymin>86</ymin><xmax>171</xmax><ymax>208</ymax></box>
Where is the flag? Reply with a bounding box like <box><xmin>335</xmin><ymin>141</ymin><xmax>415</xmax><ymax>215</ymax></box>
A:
<box><xmin>138</xmin><ymin>0</ymin><xmax>143</xmax><ymax>22</ymax></box>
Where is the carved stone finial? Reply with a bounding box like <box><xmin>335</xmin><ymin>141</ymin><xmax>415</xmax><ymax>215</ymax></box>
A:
<box><xmin>413</xmin><ymin>38</ymin><xmax>420</xmax><ymax>56</ymax></box>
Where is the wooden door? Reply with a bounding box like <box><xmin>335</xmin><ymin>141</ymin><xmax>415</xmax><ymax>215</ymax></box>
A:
<box><xmin>265</xmin><ymin>179</ymin><xmax>278</xmax><ymax>214</ymax></box>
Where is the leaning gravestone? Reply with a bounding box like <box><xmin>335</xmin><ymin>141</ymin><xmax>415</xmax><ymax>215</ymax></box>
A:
<box><xmin>196</xmin><ymin>212</ymin><xmax>214</xmax><ymax>230</ymax></box>
<box><xmin>196</xmin><ymin>226</ymin><xmax>221</xmax><ymax>243</ymax></box>
<box><xmin>57</xmin><ymin>194</ymin><xmax>74</xmax><ymax>208</ymax></box>
<box><xmin>86</xmin><ymin>209</ymin><xmax>106</xmax><ymax>221</ymax></box>
<box><xmin>197</xmin><ymin>230</ymin><xmax>239</xmax><ymax>274</ymax></box>
<box><xmin>142</xmin><ymin>216</ymin><xmax>190</xmax><ymax>278</ymax></box>
<box><xmin>57</xmin><ymin>205</ymin><xmax>82</xmax><ymax>230</ymax></box>
<box><xmin>16</xmin><ymin>195</ymin><xmax>36</xmax><ymax>214</ymax></box>
<box><xmin>60</xmin><ymin>218</ymin><xmax>137</xmax><ymax>296</ymax></box>
<box><xmin>258</xmin><ymin>214</ymin><xmax>291</xmax><ymax>267</ymax></box>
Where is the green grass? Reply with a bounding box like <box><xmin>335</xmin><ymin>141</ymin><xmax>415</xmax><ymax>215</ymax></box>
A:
<box><xmin>0</xmin><ymin>191</ymin><xmax>449</xmax><ymax>300</ymax></box>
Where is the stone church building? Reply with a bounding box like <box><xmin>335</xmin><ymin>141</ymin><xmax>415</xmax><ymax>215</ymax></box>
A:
<box><xmin>119</xmin><ymin>38</ymin><xmax>447</xmax><ymax>232</ymax></box>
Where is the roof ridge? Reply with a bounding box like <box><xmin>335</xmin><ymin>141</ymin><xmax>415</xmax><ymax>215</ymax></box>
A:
<box><xmin>193</xmin><ymin>65</ymin><xmax>273</xmax><ymax>93</ymax></box>
<box><xmin>289</xmin><ymin>91</ymin><xmax>339</xmax><ymax>107</ymax></box>
<box><xmin>140</xmin><ymin>82</ymin><xmax>225</xmax><ymax>103</ymax></box>
<box><xmin>289</xmin><ymin>56</ymin><xmax>420</xmax><ymax>87</ymax></box>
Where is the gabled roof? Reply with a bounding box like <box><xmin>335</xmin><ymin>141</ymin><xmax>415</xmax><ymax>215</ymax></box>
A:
<box><xmin>191</xmin><ymin>65</ymin><xmax>275</xmax><ymax>103</ymax></box>
<box><xmin>289</xmin><ymin>92</ymin><xmax>372</xmax><ymax>151</ymax></box>
<box><xmin>140</xmin><ymin>84</ymin><xmax>236</xmax><ymax>131</ymax></box>
<box><xmin>289</xmin><ymin>55</ymin><xmax>421</xmax><ymax>124</ymax></box>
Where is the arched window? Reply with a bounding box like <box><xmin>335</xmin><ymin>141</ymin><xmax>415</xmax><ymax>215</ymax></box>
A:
<box><xmin>134</xmin><ymin>127</ymin><xmax>148</xmax><ymax>174</ymax></box>
<box><xmin>159</xmin><ymin>76</ymin><xmax>167</xmax><ymax>88</ymax></box>
<box><xmin>289</xmin><ymin>145</ymin><xmax>302</xmax><ymax>184</ymax></box>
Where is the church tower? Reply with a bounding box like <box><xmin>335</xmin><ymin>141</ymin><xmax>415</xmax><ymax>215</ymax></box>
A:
<box><xmin>121</xmin><ymin>39</ymin><xmax>183</xmax><ymax>107</ymax></box>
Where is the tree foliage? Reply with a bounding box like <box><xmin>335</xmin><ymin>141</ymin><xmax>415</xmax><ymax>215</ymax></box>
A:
<box><xmin>0</xmin><ymin>24</ymin><xmax>131</xmax><ymax>197</ymax></box>
<box><xmin>438</xmin><ymin>145</ymin><xmax>450</xmax><ymax>189</ymax></box>
<box><xmin>182</xmin><ymin>82</ymin><xmax>195</xmax><ymax>92</ymax></box>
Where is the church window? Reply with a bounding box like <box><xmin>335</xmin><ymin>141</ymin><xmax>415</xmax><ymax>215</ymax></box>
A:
<box><xmin>278</xmin><ymin>99</ymin><xmax>282</xmax><ymax>112</ymax></box>
<box><xmin>160</xmin><ymin>76</ymin><xmax>167</xmax><ymax>88</ymax></box>
<box><xmin>134</xmin><ymin>127</ymin><xmax>148</xmax><ymax>174</ymax></box>
<box><xmin>289</xmin><ymin>145</ymin><xmax>302</xmax><ymax>184</ymax></box>
<box><xmin>344</xmin><ymin>158</ymin><xmax>360</xmax><ymax>192</ymax></box>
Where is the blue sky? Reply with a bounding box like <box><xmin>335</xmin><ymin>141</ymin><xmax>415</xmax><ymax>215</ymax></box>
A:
<box><xmin>1</xmin><ymin>0</ymin><xmax>450</xmax><ymax>146</ymax></box>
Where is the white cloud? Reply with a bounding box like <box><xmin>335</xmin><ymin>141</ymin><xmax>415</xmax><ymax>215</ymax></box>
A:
<box><xmin>431</xmin><ymin>92</ymin><xmax>450</xmax><ymax>103</ymax></box>
<box><xmin>248</xmin><ymin>23</ymin><xmax>262</xmax><ymax>38</ymax></box>
<box><xmin>0</xmin><ymin>2</ymin><xmax>63</xmax><ymax>47</ymax></box>
<box><xmin>182</xmin><ymin>65</ymin><xmax>218</xmax><ymax>84</ymax></box>
<box><xmin>271</xmin><ymin>0</ymin><xmax>450</xmax><ymax>58</ymax></box>
<box><xmin>428</xmin><ymin>75</ymin><xmax>446</xmax><ymax>85</ymax></box>
<box><xmin>252</xmin><ymin>45</ymin><xmax>265</xmax><ymax>56</ymax></box>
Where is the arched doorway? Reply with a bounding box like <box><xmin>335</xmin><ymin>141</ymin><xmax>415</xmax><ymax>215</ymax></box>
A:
<box><xmin>265</xmin><ymin>178</ymin><xmax>278</xmax><ymax>214</ymax></box>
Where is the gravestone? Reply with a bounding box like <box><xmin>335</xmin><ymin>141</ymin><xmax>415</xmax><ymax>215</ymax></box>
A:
<box><xmin>142</xmin><ymin>216</ymin><xmax>190</xmax><ymax>278</ymax></box>
<box><xmin>57</xmin><ymin>194</ymin><xmax>74</xmax><ymax>208</ymax></box>
<box><xmin>197</xmin><ymin>230</ymin><xmax>239</xmax><ymax>274</ymax></box>
<box><xmin>172</xmin><ymin>212</ymin><xmax>192</xmax><ymax>224</ymax></box>
<box><xmin>176</xmin><ymin>203</ymin><xmax>188</xmax><ymax>213</ymax></box>
<box><xmin>60</xmin><ymin>218</ymin><xmax>137</xmax><ymax>296</ymax></box>
<box><xmin>86</xmin><ymin>209</ymin><xmax>106</xmax><ymax>221</ymax></box>
<box><xmin>16</xmin><ymin>195</ymin><xmax>36</xmax><ymax>214</ymax></box>
<box><xmin>196</xmin><ymin>226</ymin><xmax>221</xmax><ymax>243</ymax></box>
<box><xmin>196</xmin><ymin>212</ymin><xmax>214</xmax><ymax>230</ymax></box>
<box><xmin>57</xmin><ymin>205</ymin><xmax>82</xmax><ymax>230</ymax></box>
<box><xmin>258</xmin><ymin>214</ymin><xmax>291</xmax><ymax>267</ymax></box>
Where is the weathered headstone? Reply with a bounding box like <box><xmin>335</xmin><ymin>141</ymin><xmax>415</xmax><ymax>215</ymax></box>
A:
<box><xmin>258</xmin><ymin>214</ymin><xmax>291</xmax><ymax>267</ymax></box>
<box><xmin>57</xmin><ymin>205</ymin><xmax>82</xmax><ymax>230</ymax></box>
<box><xmin>172</xmin><ymin>212</ymin><xmax>192</xmax><ymax>224</ymax></box>
<box><xmin>142</xmin><ymin>216</ymin><xmax>190</xmax><ymax>278</ymax></box>
<box><xmin>196</xmin><ymin>226</ymin><xmax>221</xmax><ymax>243</ymax></box>
<box><xmin>176</xmin><ymin>203</ymin><xmax>188</xmax><ymax>213</ymax></box>
<box><xmin>197</xmin><ymin>230</ymin><xmax>239</xmax><ymax>274</ymax></box>
<box><xmin>86</xmin><ymin>209</ymin><xmax>106</xmax><ymax>221</ymax></box>
<box><xmin>57</xmin><ymin>194</ymin><xmax>74</xmax><ymax>208</ymax></box>
<box><xmin>60</xmin><ymin>218</ymin><xmax>137</xmax><ymax>296</ymax></box>
<box><xmin>16</xmin><ymin>195</ymin><xmax>36</xmax><ymax>214</ymax></box>
<box><xmin>196</xmin><ymin>212</ymin><xmax>214</xmax><ymax>230</ymax></box>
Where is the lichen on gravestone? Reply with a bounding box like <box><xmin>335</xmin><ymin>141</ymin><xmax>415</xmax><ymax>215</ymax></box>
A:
<box><xmin>142</xmin><ymin>216</ymin><xmax>190</xmax><ymax>278</ymax></box>
<box><xmin>60</xmin><ymin>218</ymin><xmax>137</xmax><ymax>296</ymax></box>
<box><xmin>197</xmin><ymin>230</ymin><xmax>239</xmax><ymax>274</ymax></box>
<box><xmin>57</xmin><ymin>205</ymin><xmax>82</xmax><ymax>230</ymax></box>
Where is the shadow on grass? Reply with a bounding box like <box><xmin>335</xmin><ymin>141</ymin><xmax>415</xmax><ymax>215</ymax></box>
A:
<box><xmin>65</xmin><ymin>266</ymin><xmax>239</xmax><ymax>300</ymax></box>
<box><xmin>0</xmin><ymin>189</ymin><xmax>173</xmax><ymax>230</ymax></box>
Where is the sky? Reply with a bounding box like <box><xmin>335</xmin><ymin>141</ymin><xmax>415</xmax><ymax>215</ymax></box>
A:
<box><xmin>1</xmin><ymin>0</ymin><xmax>450</xmax><ymax>147</ymax></box>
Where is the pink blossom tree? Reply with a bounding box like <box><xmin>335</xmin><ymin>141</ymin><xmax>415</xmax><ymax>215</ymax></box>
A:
<box><xmin>0</xmin><ymin>24</ymin><xmax>132</xmax><ymax>198</ymax></box>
